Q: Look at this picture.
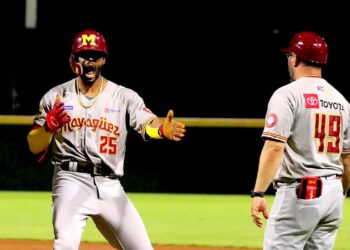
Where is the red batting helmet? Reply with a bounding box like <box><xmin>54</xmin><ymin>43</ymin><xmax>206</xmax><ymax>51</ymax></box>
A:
<box><xmin>72</xmin><ymin>29</ymin><xmax>108</xmax><ymax>55</ymax></box>
<box><xmin>70</xmin><ymin>29</ymin><xmax>108</xmax><ymax>75</ymax></box>
<box><xmin>281</xmin><ymin>31</ymin><xmax>328</xmax><ymax>64</ymax></box>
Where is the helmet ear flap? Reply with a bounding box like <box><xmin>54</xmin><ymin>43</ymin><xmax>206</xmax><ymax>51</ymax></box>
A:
<box><xmin>69</xmin><ymin>53</ymin><xmax>83</xmax><ymax>75</ymax></box>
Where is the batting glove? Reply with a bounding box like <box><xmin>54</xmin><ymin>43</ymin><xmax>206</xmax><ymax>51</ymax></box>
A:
<box><xmin>45</xmin><ymin>99</ymin><xmax>71</xmax><ymax>133</ymax></box>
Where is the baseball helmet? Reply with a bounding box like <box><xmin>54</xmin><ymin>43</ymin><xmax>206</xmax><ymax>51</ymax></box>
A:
<box><xmin>70</xmin><ymin>29</ymin><xmax>108</xmax><ymax>75</ymax></box>
<box><xmin>281</xmin><ymin>31</ymin><xmax>328</xmax><ymax>64</ymax></box>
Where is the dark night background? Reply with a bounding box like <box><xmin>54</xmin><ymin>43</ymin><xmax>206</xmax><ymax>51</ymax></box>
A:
<box><xmin>1</xmin><ymin>1</ymin><xmax>349</xmax><ymax>194</ymax></box>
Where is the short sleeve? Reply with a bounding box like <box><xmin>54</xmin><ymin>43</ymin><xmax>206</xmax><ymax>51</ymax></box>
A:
<box><xmin>32</xmin><ymin>91</ymin><xmax>56</xmax><ymax>127</ymax></box>
<box><xmin>127</xmin><ymin>92</ymin><xmax>157</xmax><ymax>138</ymax></box>
<box><xmin>262</xmin><ymin>90</ymin><xmax>295</xmax><ymax>142</ymax></box>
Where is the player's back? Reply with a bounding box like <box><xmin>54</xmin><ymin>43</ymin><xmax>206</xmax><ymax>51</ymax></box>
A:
<box><xmin>270</xmin><ymin>77</ymin><xmax>350</xmax><ymax>182</ymax></box>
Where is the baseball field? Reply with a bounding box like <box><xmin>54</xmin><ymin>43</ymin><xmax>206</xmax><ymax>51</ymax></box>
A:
<box><xmin>0</xmin><ymin>191</ymin><xmax>349</xmax><ymax>250</ymax></box>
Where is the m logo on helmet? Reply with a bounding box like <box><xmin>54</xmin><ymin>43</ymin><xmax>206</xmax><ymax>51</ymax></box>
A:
<box><xmin>81</xmin><ymin>34</ymin><xmax>96</xmax><ymax>46</ymax></box>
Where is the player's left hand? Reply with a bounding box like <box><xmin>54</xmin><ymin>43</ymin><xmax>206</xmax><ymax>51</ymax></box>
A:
<box><xmin>251</xmin><ymin>197</ymin><xmax>269</xmax><ymax>228</ymax></box>
<box><xmin>162</xmin><ymin>110</ymin><xmax>186</xmax><ymax>141</ymax></box>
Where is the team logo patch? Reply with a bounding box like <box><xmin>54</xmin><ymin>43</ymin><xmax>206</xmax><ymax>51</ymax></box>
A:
<box><xmin>303</xmin><ymin>93</ymin><xmax>319</xmax><ymax>109</ymax></box>
<box><xmin>64</xmin><ymin>105</ymin><xmax>74</xmax><ymax>110</ymax></box>
<box><xmin>266</xmin><ymin>113</ymin><xmax>278</xmax><ymax>128</ymax></box>
<box><xmin>104</xmin><ymin>108</ymin><xmax>120</xmax><ymax>113</ymax></box>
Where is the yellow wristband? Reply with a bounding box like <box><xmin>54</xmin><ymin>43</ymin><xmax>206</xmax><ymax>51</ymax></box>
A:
<box><xmin>145</xmin><ymin>124</ymin><xmax>163</xmax><ymax>139</ymax></box>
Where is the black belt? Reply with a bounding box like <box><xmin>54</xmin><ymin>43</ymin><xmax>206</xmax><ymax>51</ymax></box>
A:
<box><xmin>60</xmin><ymin>161</ymin><xmax>117</xmax><ymax>177</ymax></box>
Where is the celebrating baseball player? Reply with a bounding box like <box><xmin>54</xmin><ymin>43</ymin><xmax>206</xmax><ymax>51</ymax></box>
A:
<box><xmin>27</xmin><ymin>29</ymin><xmax>186</xmax><ymax>250</ymax></box>
<box><xmin>250</xmin><ymin>31</ymin><xmax>350</xmax><ymax>249</ymax></box>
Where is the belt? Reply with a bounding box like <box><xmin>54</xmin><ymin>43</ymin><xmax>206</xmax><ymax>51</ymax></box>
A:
<box><xmin>274</xmin><ymin>174</ymin><xmax>341</xmax><ymax>188</ymax></box>
<box><xmin>59</xmin><ymin>161</ymin><xmax>117</xmax><ymax>178</ymax></box>
<box><xmin>319</xmin><ymin>174</ymin><xmax>342</xmax><ymax>180</ymax></box>
<box><xmin>296</xmin><ymin>174</ymin><xmax>342</xmax><ymax>182</ymax></box>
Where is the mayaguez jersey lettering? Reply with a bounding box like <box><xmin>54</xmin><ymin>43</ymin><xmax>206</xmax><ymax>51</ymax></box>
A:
<box><xmin>61</xmin><ymin>117</ymin><xmax>120</xmax><ymax>136</ymax></box>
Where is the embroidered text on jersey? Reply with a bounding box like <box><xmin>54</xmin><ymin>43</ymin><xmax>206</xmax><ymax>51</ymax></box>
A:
<box><xmin>320</xmin><ymin>100</ymin><xmax>344</xmax><ymax>110</ymax></box>
<box><xmin>61</xmin><ymin>117</ymin><xmax>120</xmax><ymax>136</ymax></box>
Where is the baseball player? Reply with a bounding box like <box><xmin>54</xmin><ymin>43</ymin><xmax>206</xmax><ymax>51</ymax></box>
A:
<box><xmin>250</xmin><ymin>31</ymin><xmax>350</xmax><ymax>249</ymax></box>
<box><xmin>27</xmin><ymin>29</ymin><xmax>186</xmax><ymax>250</ymax></box>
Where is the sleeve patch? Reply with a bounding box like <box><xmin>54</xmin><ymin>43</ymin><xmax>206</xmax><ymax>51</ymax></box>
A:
<box><xmin>265</xmin><ymin>113</ymin><xmax>278</xmax><ymax>128</ymax></box>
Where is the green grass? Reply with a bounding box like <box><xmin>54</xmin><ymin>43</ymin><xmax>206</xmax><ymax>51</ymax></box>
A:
<box><xmin>0</xmin><ymin>191</ymin><xmax>349</xmax><ymax>249</ymax></box>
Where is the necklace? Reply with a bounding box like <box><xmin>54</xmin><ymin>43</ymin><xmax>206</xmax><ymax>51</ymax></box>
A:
<box><xmin>76</xmin><ymin>77</ymin><xmax>104</xmax><ymax>109</ymax></box>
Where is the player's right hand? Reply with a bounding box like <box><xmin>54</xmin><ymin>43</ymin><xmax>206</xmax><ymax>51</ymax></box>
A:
<box><xmin>251</xmin><ymin>197</ymin><xmax>269</xmax><ymax>228</ymax></box>
<box><xmin>45</xmin><ymin>95</ymin><xmax>71</xmax><ymax>133</ymax></box>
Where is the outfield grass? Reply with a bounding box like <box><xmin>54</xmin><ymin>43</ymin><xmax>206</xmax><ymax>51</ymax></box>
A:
<box><xmin>0</xmin><ymin>191</ymin><xmax>349</xmax><ymax>249</ymax></box>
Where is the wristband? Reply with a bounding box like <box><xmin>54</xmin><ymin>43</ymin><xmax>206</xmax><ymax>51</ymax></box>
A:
<box><xmin>250</xmin><ymin>191</ymin><xmax>265</xmax><ymax>198</ymax></box>
<box><xmin>145</xmin><ymin>124</ymin><xmax>163</xmax><ymax>139</ymax></box>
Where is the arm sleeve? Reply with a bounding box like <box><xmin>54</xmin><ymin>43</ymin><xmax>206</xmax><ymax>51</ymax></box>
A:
<box><xmin>262</xmin><ymin>89</ymin><xmax>295</xmax><ymax>142</ymax></box>
<box><xmin>126</xmin><ymin>90</ymin><xmax>157</xmax><ymax>139</ymax></box>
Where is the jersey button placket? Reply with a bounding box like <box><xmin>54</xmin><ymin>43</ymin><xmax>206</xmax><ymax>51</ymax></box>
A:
<box><xmin>81</xmin><ymin>108</ymin><xmax>90</xmax><ymax>149</ymax></box>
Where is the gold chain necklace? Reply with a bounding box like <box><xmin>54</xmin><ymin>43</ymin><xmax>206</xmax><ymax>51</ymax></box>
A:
<box><xmin>76</xmin><ymin>77</ymin><xmax>104</xmax><ymax>109</ymax></box>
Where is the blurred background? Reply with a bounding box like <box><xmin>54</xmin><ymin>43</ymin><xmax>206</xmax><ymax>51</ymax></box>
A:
<box><xmin>1</xmin><ymin>0</ymin><xmax>348</xmax><ymax>194</ymax></box>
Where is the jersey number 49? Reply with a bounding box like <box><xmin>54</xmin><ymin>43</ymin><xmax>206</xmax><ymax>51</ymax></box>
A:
<box><xmin>314</xmin><ymin>113</ymin><xmax>341</xmax><ymax>154</ymax></box>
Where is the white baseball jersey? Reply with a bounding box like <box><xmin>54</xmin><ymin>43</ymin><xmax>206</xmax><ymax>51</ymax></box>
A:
<box><xmin>33</xmin><ymin>78</ymin><xmax>156</xmax><ymax>249</ymax></box>
<box><xmin>262</xmin><ymin>76</ymin><xmax>350</xmax><ymax>250</ymax></box>
<box><xmin>33</xmin><ymin>78</ymin><xmax>156</xmax><ymax>176</ymax></box>
<box><xmin>262</xmin><ymin>76</ymin><xmax>350</xmax><ymax>182</ymax></box>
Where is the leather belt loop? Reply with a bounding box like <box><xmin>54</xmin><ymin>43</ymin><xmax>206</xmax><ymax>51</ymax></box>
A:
<box><xmin>93</xmin><ymin>165</ymin><xmax>102</xmax><ymax>176</ymax></box>
<box><xmin>69</xmin><ymin>161</ymin><xmax>78</xmax><ymax>172</ymax></box>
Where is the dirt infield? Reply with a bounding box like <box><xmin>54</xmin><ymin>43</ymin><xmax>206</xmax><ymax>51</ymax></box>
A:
<box><xmin>0</xmin><ymin>240</ymin><xmax>261</xmax><ymax>250</ymax></box>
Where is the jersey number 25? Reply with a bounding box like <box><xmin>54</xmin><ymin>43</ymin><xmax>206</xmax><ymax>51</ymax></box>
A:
<box><xmin>100</xmin><ymin>135</ymin><xmax>117</xmax><ymax>154</ymax></box>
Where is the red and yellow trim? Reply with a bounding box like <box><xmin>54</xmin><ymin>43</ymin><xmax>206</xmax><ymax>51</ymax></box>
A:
<box><xmin>262</xmin><ymin>132</ymin><xmax>288</xmax><ymax>142</ymax></box>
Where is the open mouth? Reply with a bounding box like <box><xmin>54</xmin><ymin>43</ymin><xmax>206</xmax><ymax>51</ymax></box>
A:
<box><xmin>83</xmin><ymin>65</ymin><xmax>96</xmax><ymax>79</ymax></box>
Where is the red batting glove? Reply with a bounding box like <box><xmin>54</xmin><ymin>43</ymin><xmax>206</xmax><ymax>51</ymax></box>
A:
<box><xmin>45</xmin><ymin>102</ymin><xmax>71</xmax><ymax>133</ymax></box>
